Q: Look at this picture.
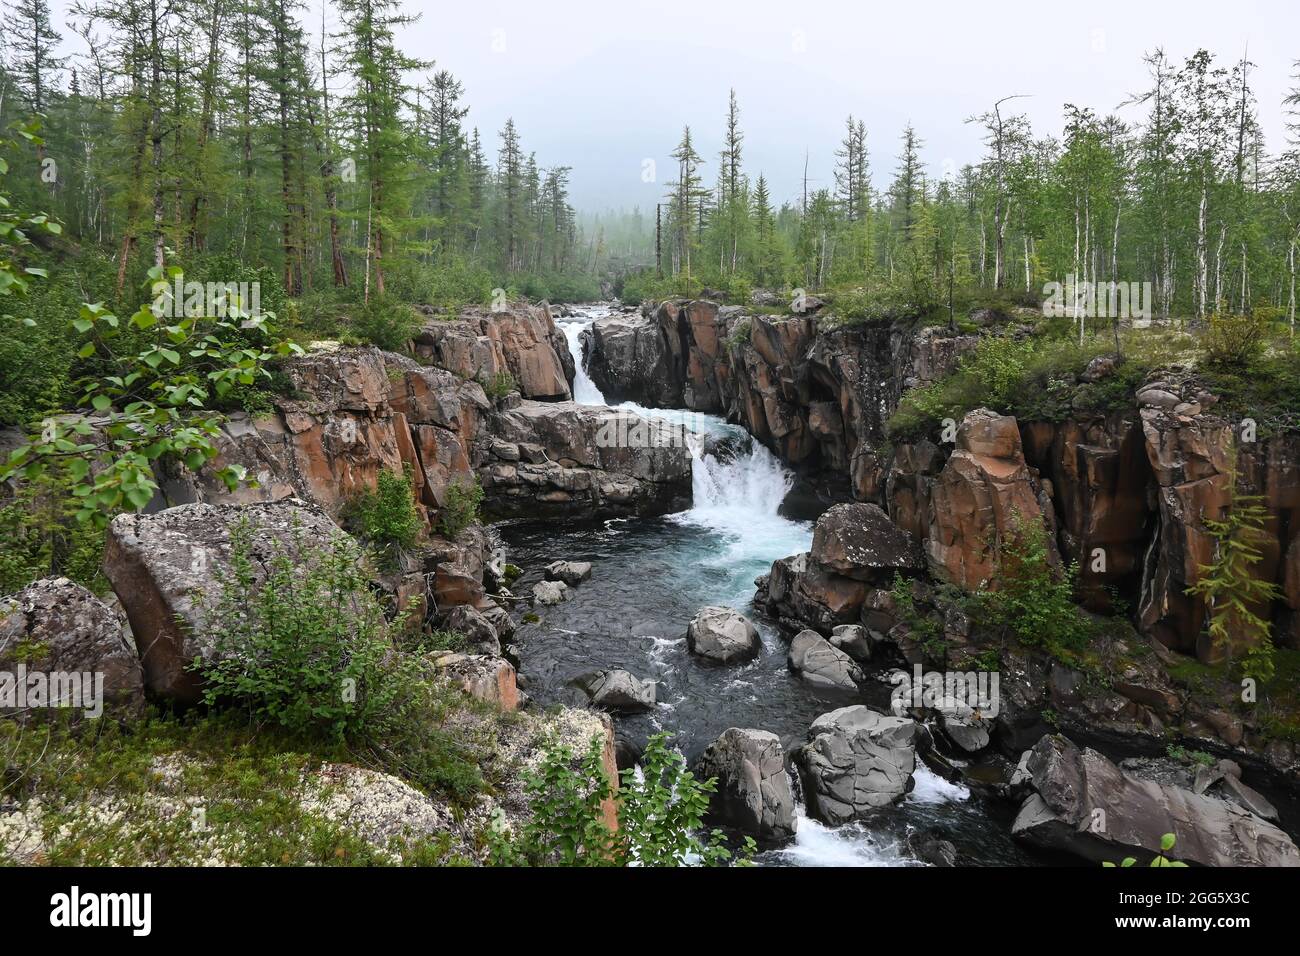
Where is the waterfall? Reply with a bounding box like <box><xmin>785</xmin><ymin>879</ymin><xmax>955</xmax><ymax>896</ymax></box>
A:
<box><xmin>559</xmin><ymin>310</ymin><xmax>805</xmax><ymax>574</ymax></box>
<box><xmin>560</xmin><ymin>312</ymin><xmax>607</xmax><ymax>405</ymax></box>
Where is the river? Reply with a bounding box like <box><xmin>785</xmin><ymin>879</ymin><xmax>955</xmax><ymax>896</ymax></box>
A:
<box><xmin>497</xmin><ymin>304</ymin><xmax>1038</xmax><ymax>865</ymax></box>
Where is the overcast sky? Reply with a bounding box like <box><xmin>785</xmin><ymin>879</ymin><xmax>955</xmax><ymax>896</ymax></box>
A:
<box><xmin>52</xmin><ymin>0</ymin><xmax>1300</xmax><ymax>213</ymax></box>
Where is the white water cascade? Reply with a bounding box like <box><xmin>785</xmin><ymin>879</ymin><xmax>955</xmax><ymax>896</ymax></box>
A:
<box><xmin>561</xmin><ymin>309</ymin><xmax>609</xmax><ymax>404</ymax></box>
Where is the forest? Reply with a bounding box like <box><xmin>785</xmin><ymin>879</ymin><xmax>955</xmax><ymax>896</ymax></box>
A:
<box><xmin>2</xmin><ymin>0</ymin><xmax>1300</xmax><ymax>877</ymax></box>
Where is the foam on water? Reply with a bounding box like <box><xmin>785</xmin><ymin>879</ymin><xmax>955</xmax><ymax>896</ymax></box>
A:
<box><xmin>762</xmin><ymin>811</ymin><xmax>918</xmax><ymax>868</ymax></box>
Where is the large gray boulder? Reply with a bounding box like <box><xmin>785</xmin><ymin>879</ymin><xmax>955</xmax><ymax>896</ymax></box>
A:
<box><xmin>810</xmin><ymin>503</ymin><xmax>923</xmax><ymax>583</ymax></box>
<box><xmin>573</xmin><ymin>669</ymin><xmax>656</xmax><ymax>714</ymax></box>
<box><xmin>103</xmin><ymin>499</ymin><xmax>354</xmax><ymax>703</ymax></box>
<box><xmin>1011</xmin><ymin>735</ymin><xmax>1300</xmax><ymax>867</ymax></box>
<box><xmin>686</xmin><ymin>606</ymin><xmax>762</xmax><ymax>664</ymax></box>
<box><xmin>829</xmin><ymin>624</ymin><xmax>872</xmax><ymax>663</ymax></box>
<box><xmin>483</xmin><ymin>401</ymin><xmax>692</xmax><ymax>520</ymax></box>
<box><xmin>697</xmin><ymin>728</ymin><xmax>797</xmax><ymax>844</ymax></box>
<box><xmin>0</xmin><ymin>577</ymin><xmax>145</xmax><ymax>721</ymax></box>
<box><xmin>531</xmin><ymin>580</ymin><xmax>569</xmax><ymax>606</ymax></box>
<box><xmin>545</xmin><ymin>561</ymin><xmax>592</xmax><ymax>586</ymax></box>
<box><xmin>787</xmin><ymin>630</ymin><xmax>864</xmax><ymax>691</ymax></box>
<box><xmin>795</xmin><ymin>706</ymin><xmax>924</xmax><ymax>824</ymax></box>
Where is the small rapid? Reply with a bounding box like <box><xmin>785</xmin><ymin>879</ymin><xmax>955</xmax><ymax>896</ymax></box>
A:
<box><xmin>498</xmin><ymin>305</ymin><xmax>1036</xmax><ymax>866</ymax></box>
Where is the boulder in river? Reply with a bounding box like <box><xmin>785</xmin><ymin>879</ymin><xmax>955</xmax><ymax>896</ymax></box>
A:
<box><xmin>545</xmin><ymin>560</ymin><xmax>592</xmax><ymax>586</ymax></box>
<box><xmin>1010</xmin><ymin>734</ymin><xmax>1300</xmax><ymax>867</ymax></box>
<box><xmin>787</xmin><ymin>630</ymin><xmax>864</xmax><ymax>691</ymax></box>
<box><xmin>795</xmin><ymin>706</ymin><xmax>923</xmax><ymax>824</ymax></box>
<box><xmin>686</xmin><ymin>606</ymin><xmax>762</xmax><ymax>664</ymax></box>
<box><xmin>532</xmin><ymin>580</ymin><xmax>569</xmax><ymax>606</ymax></box>
<box><xmin>573</xmin><ymin>669</ymin><xmax>656</xmax><ymax>714</ymax></box>
<box><xmin>696</xmin><ymin>728</ymin><xmax>797</xmax><ymax>844</ymax></box>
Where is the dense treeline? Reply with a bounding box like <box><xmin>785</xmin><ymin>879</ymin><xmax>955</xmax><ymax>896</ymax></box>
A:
<box><xmin>640</xmin><ymin>52</ymin><xmax>1300</xmax><ymax>328</ymax></box>
<box><xmin>0</xmin><ymin>0</ymin><xmax>602</xmax><ymax>309</ymax></box>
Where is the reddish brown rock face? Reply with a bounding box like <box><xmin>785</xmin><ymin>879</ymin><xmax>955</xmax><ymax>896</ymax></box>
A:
<box><xmin>1021</xmin><ymin>414</ymin><xmax>1153</xmax><ymax>611</ymax></box>
<box><xmin>412</xmin><ymin>303</ymin><xmax>573</xmax><ymax>401</ymax></box>
<box><xmin>586</xmin><ymin>299</ymin><xmax>977</xmax><ymax>500</ymax></box>
<box><xmin>925</xmin><ymin>409</ymin><xmax>1055</xmax><ymax>591</ymax></box>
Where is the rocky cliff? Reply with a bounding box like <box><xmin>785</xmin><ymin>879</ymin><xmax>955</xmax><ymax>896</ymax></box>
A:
<box><xmin>588</xmin><ymin>299</ymin><xmax>1298</xmax><ymax>663</ymax></box>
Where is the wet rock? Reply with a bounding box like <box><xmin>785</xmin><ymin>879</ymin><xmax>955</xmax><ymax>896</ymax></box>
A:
<box><xmin>795</xmin><ymin>706</ymin><xmax>922</xmax><ymax>824</ymax></box>
<box><xmin>829</xmin><ymin>624</ymin><xmax>872</xmax><ymax>663</ymax></box>
<box><xmin>787</xmin><ymin>630</ymin><xmax>864</xmax><ymax>691</ymax></box>
<box><xmin>686</xmin><ymin>606</ymin><xmax>762</xmax><ymax>664</ymax></box>
<box><xmin>586</xmin><ymin>308</ymin><xmax>682</xmax><ymax>408</ymax></box>
<box><xmin>483</xmin><ymin>401</ymin><xmax>692</xmax><ymax>520</ymax></box>
<box><xmin>696</xmin><ymin>728</ymin><xmax>797</xmax><ymax>843</ymax></box>
<box><xmin>532</xmin><ymin>580</ymin><xmax>569</xmax><ymax>606</ymax></box>
<box><xmin>910</xmin><ymin>831</ymin><xmax>958</xmax><ymax>866</ymax></box>
<box><xmin>0</xmin><ymin>578</ymin><xmax>145</xmax><ymax>722</ymax></box>
<box><xmin>545</xmin><ymin>561</ymin><xmax>592</xmax><ymax>586</ymax></box>
<box><xmin>762</xmin><ymin>551</ymin><xmax>867</xmax><ymax>631</ymax></box>
<box><xmin>1216</xmin><ymin>774</ymin><xmax>1280</xmax><ymax>823</ymax></box>
<box><xmin>940</xmin><ymin>712</ymin><xmax>991</xmax><ymax>753</ymax></box>
<box><xmin>1011</xmin><ymin>734</ymin><xmax>1299</xmax><ymax>867</ymax></box>
<box><xmin>103</xmin><ymin>499</ymin><xmax>354</xmax><ymax>703</ymax></box>
<box><xmin>573</xmin><ymin>669</ymin><xmax>656</xmax><ymax>714</ymax></box>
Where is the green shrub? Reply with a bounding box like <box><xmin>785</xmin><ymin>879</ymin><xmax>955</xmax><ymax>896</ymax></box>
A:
<box><xmin>1201</xmin><ymin>311</ymin><xmax>1268</xmax><ymax>369</ymax></box>
<box><xmin>193</xmin><ymin>523</ymin><xmax>487</xmax><ymax>802</ymax></box>
<box><xmin>343</xmin><ymin>466</ymin><xmax>423</xmax><ymax>568</ymax></box>
<box><xmin>481</xmin><ymin>369</ymin><xmax>517</xmax><ymax>400</ymax></box>
<box><xmin>887</xmin><ymin>330</ymin><xmax>1146</xmax><ymax>441</ymax></box>
<box><xmin>890</xmin><ymin>573</ymin><xmax>946</xmax><ymax>660</ymax></box>
<box><xmin>617</xmin><ymin>269</ymin><xmax>702</xmax><ymax>307</ymax></box>
<box><xmin>726</xmin><ymin>317</ymin><xmax>753</xmax><ymax>349</ymax></box>
<box><xmin>439</xmin><ymin>475</ymin><xmax>483</xmax><ymax>538</ymax></box>
<box><xmin>353</xmin><ymin>297</ymin><xmax>421</xmax><ymax>352</ymax></box>
<box><xmin>980</xmin><ymin>511</ymin><xmax>1090</xmax><ymax>654</ymax></box>
<box><xmin>195</xmin><ymin>524</ymin><xmax>411</xmax><ymax>741</ymax></box>
<box><xmin>494</xmin><ymin>732</ymin><xmax>752</xmax><ymax>867</ymax></box>
<box><xmin>512</xmin><ymin>272</ymin><xmax>602</xmax><ymax>304</ymax></box>
<box><xmin>1184</xmin><ymin>471</ymin><xmax>1282</xmax><ymax>683</ymax></box>
<box><xmin>0</xmin><ymin>464</ymin><xmax>108</xmax><ymax>595</ymax></box>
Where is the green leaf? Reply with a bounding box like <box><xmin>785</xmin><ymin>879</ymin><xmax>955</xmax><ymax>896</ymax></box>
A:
<box><xmin>1160</xmin><ymin>832</ymin><xmax>1176</xmax><ymax>853</ymax></box>
<box><xmin>91</xmin><ymin>395</ymin><xmax>113</xmax><ymax>412</ymax></box>
<box><xmin>125</xmin><ymin>486</ymin><xmax>154</xmax><ymax>511</ymax></box>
